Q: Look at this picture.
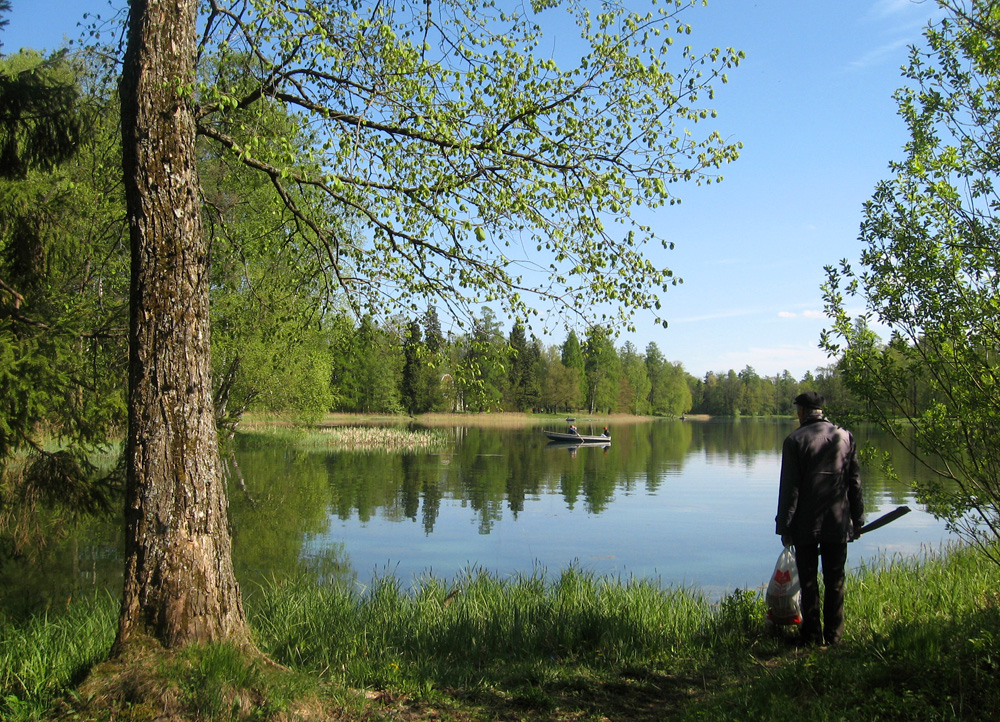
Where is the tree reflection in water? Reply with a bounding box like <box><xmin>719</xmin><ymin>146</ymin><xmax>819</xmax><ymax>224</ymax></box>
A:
<box><xmin>0</xmin><ymin>420</ymin><xmax>955</xmax><ymax>613</ymax></box>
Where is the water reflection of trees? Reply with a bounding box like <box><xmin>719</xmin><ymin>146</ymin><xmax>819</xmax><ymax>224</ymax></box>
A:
<box><xmin>1</xmin><ymin>420</ymin><xmax>939</xmax><ymax>613</ymax></box>
<box><xmin>235</xmin><ymin>420</ymin><xmax>937</xmax><ymax>539</ymax></box>
<box><xmin>683</xmin><ymin>418</ymin><xmax>791</xmax><ymax>467</ymax></box>
<box><xmin>243</xmin><ymin>421</ymin><xmax>755</xmax><ymax>534</ymax></box>
<box><xmin>0</xmin><ymin>515</ymin><xmax>124</xmax><ymax>616</ymax></box>
<box><xmin>227</xmin><ymin>443</ymin><xmax>354</xmax><ymax>586</ymax></box>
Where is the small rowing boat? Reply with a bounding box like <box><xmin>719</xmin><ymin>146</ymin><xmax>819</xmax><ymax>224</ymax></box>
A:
<box><xmin>543</xmin><ymin>430</ymin><xmax>611</xmax><ymax>444</ymax></box>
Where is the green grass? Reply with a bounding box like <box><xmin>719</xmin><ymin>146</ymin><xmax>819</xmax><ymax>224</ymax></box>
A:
<box><xmin>3</xmin><ymin>545</ymin><xmax>999</xmax><ymax>721</ymax></box>
<box><xmin>0</xmin><ymin>594</ymin><xmax>117</xmax><ymax>721</ymax></box>
<box><xmin>248</xmin><ymin>564</ymin><xmax>709</xmax><ymax>691</ymax></box>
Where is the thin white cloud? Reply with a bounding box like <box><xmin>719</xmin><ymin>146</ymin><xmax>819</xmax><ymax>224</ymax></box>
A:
<box><xmin>849</xmin><ymin>0</ymin><xmax>946</xmax><ymax>72</ymax></box>
<box><xmin>848</xmin><ymin>37</ymin><xmax>913</xmax><ymax>70</ymax></box>
<box><xmin>777</xmin><ymin>309</ymin><xmax>826</xmax><ymax>320</ymax></box>
<box><xmin>867</xmin><ymin>0</ymin><xmax>944</xmax><ymax>25</ymax></box>
<box><xmin>677</xmin><ymin>306</ymin><xmax>829</xmax><ymax>325</ymax></box>
<box><xmin>869</xmin><ymin>0</ymin><xmax>923</xmax><ymax>21</ymax></box>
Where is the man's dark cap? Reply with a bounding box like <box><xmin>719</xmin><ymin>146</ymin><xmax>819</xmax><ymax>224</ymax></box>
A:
<box><xmin>793</xmin><ymin>391</ymin><xmax>825</xmax><ymax>409</ymax></box>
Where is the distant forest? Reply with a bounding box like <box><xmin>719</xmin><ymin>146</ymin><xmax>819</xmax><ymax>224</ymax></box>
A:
<box><xmin>306</xmin><ymin>305</ymin><xmax>859</xmax><ymax>420</ymax></box>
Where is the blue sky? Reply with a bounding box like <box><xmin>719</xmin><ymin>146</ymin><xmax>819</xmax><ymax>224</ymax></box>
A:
<box><xmin>1</xmin><ymin>0</ymin><xmax>944</xmax><ymax>379</ymax></box>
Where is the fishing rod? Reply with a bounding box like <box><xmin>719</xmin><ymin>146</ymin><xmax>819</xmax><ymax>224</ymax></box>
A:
<box><xmin>857</xmin><ymin>505</ymin><xmax>911</xmax><ymax>536</ymax></box>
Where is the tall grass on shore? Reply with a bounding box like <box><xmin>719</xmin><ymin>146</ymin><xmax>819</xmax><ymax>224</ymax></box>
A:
<box><xmin>688</xmin><ymin>543</ymin><xmax>1000</xmax><ymax>721</ymax></box>
<box><xmin>3</xmin><ymin>544</ymin><xmax>999</xmax><ymax>721</ymax></box>
<box><xmin>248</xmin><ymin>565</ymin><xmax>708</xmax><ymax>691</ymax></box>
<box><xmin>0</xmin><ymin>594</ymin><xmax>116</xmax><ymax>720</ymax></box>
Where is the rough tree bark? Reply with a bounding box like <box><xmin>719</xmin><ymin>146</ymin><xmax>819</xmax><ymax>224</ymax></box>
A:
<box><xmin>115</xmin><ymin>0</ymin><xmax>251</xmax><ymax>652</ymax></box>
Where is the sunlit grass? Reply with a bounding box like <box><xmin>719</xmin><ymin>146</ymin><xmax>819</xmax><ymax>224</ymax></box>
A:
<box><xmin>3</xmin><ymin>545</ymin><xmax>999</xmax><ymax>721</ymax></box>
<box><xmin>248</xmin><ymin>565</ymin><xmax>710</xmax><ymax>692</ymax></box>
<box><xmin>0</xmin><ymin>594</ymin><xmax>117</xmax><ymax>721</ymax></box>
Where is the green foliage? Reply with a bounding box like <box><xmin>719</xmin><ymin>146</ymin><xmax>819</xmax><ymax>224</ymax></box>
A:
<box><xmin>455</xmin><ymin>308</ymin><xmax>507</xmax><ymax>412</ymax></box>
<box><xmin>0</xmin><ymin>49</ymin><xmax>127</xmax><ymax>558</ymax></box>
<box><xmin>354</xmin><ymin>316</ymin><xmax>405</xmax><ymax>414</ymax></box>
<box><xmin>0</xmin><ymin>49</ymin><xmax>85</xmax><ymax>179</ymax></box>
<box><xmin>645</xmin><ymin>342</ymin><xmax>693</xmax><ymax>416</ymax></box>
<box><xmin>537</xmin><ymin>344</ymin><xmax>580</xmax><ymax>412</ymax></box>
<box><xmin>400</xmin><ymin>313</ymin><xmax>448</xmax><ymax>415</ymax></box>
<box><xmin>584</xmin><ymin>326</ymin><xmax>620</xmax><ymax>413</ymax></box>
<box><xmin>192</xmin><ymin>0</ymin><xmax>743</xmax><ymax>332</ymax></box>
<box><xmin>0</xmin><ymin>51</ymin><xmax>126</xmax><ymax>456</ymax></box>
<box><xmin>619</xmin><ymin>340</ymin><xmax>652</xmax><ymax>414</ymax></box>
<box><xmin>645</xmin><ymin>343</ymin><xmax>686</xmax><ymax>415</ymax></box>
<box><xmin>821</xmin><ymin>0</ymin><xmax>1000</xmax><ymax>561</ymax></box>
<box><xmin>506</xmin><ymin>322</ymin><xmax>542</xmax><ymax>412</ymax></box>
<box><xmin>202</xmin><ymin>74</ymin><xmax>342</xmax><ymax>430</ymax></box>
<box><xmin>319</xmin><ymin>313</ymin><xmax>857</xmax><ymax>417</ymax></box>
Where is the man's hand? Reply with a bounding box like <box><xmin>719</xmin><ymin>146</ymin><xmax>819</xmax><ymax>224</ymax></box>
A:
<box><xmin>781</xmin><ymin>534</ymin><xmax>793</xmax><ymax>548</ymax></box>
<box><xmin>850</xmin><ymin>521</ymin><xmax>863</xmax><ymax>541</ymax></box>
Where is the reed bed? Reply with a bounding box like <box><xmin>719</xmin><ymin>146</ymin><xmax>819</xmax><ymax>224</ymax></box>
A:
<box><xmin>236</xmin><ymin>425</ymin><xmax>449</xmax><ymax>453</ymax></box>
<box><xmin>242</xmin><ymin>412</ymin><xmax>410</xmax><ymax>430</ymax></box>
<box><xmin>309</xmin><ymin>426</ymin><xmax>449</xmax><ymax>453</ymax></box>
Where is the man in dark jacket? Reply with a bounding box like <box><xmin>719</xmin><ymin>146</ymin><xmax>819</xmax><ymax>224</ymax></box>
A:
<box><xmin>776</xmin><ymin>391</ymin><xmax>864</xmax><ymax>645</ymax></box>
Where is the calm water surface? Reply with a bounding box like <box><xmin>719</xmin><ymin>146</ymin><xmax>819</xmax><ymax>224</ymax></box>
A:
<box><xmin>3</xmin><ymin>419</ymin><xmax>957</xmax><ymax>611</ymax></box>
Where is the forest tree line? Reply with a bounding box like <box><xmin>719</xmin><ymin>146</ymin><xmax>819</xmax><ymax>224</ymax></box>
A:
<box><xmin>275</xmin><ymin>304</ymin><xmax>868</xmax><ymax>420</ymax></box>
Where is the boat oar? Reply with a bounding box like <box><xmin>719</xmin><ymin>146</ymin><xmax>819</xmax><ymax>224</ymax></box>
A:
<box><xmin>858</xmin><ymin>505</ymin><xmax>911</xmax><ymax>536</ymax></box>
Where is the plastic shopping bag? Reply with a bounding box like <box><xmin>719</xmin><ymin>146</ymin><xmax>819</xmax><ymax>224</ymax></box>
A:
<box><xmin>765</xmin><ymin>546</ymin><xmax>801</xmax><ymax>626</ymax></box>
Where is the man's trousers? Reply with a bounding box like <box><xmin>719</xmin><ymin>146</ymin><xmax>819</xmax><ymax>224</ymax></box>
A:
<box><xmin>794</xmin><ymin>541</ymin><xmax>848</xmax><ymax>645</ymax></box>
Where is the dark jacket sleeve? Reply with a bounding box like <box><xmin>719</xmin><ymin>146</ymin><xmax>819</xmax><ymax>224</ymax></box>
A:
<box><xmin>775</xmin><ymin>435</ymin><xmax>799</xmax><ymax>535</ymax></box>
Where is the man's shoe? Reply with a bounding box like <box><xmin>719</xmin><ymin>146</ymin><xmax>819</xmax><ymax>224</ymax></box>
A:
<box><xmin>790</xmin><ymin>633</ymin><xmax>823</xmax><ymax>648</ymax></box>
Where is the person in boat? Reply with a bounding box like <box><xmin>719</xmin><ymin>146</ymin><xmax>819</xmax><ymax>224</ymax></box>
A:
<box><xmin>601</xmin><ymin>426</ymin><xmax>610</xmax><ymax>437</ymax></box>
<box><xmin>568</xmin><ymin>424</ymin><xmax>579</xmax><ymax>435</ymax></box>
<box><xmin>775</xmin><ymin>391</ymin><xmax>864</xmax><ymax>647</ymax></box>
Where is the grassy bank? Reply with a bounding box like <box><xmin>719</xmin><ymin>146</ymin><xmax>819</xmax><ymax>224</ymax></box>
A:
<box><xmin>235</xmin><ymin>411</ymin><xmax>654</xmax><ymax>452</ymax></box>
<box><xmin>241</xmin><ymin>411</ymin><xmax>656</xmax><ymax>430</ymax></box>
<box><xmin>2</xmin><ymin>544</ymin><xmax>998</xmax><ymax>721</ymax></box>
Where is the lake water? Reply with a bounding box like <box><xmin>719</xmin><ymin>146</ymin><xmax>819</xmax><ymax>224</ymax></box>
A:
<box><xmin>1</xmin><ymin>418</ymin><xmax>958</xmax><ymax>612</ymax></box>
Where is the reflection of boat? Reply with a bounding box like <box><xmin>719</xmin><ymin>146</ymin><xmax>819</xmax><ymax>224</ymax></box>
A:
<box><xmin>543</xmin><ymin>430</ymin><xmax>611</xmax><ymax>444</ymax></box>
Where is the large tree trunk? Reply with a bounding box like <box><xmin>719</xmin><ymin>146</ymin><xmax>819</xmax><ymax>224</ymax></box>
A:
<box><xmin>115</xmin><ymin>0</ymin><xmax>250</xmax><ymax>652</ymax></box>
